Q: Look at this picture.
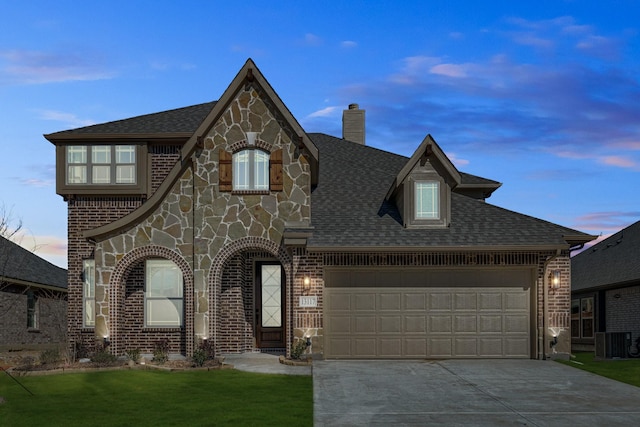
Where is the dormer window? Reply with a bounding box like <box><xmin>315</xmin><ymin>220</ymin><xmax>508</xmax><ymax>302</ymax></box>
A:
<box><xmin>233</xmin><ymin>149</ymin><xmax>269</xmax><ymax>191</ymax></box>
<box><xmin>415</xmin><ymin>181</ymin><xmax>440</xmax><ymax>220</ymax></box>
<box><xmin>405</xmin><ymin>172</ymin><xmax>449</xmax><ymax>228</ymax></box>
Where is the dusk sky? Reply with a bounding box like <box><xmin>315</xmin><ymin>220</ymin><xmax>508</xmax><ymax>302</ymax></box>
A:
<box><xmin>1</xmin><ymin>1</ymin><xmax>639</xmax><ymax>268</ymax></box>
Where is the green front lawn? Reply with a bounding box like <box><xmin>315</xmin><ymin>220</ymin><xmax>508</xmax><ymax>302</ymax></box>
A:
<box><xmin>0</xmin><ymin>369</ymin><xmax>312</xmax><ymax>426</ymax></box>
<box><xmin>558</xmin><ymin>352</ymin><xmax>640</xmax><ymax>387</ymax></box>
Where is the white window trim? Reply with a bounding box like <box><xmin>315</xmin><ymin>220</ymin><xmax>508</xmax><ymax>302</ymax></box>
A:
<box><xmin>232</xmin><ymin>149</ymin><xmax>269</xmax><ymax>191</ymax></box>
<box><xmin>83</xmin><ymin>259</ymin><xmax>95</xmax><ymax>328</ymax></box>
<box><xmin>66</xmin><ymin>145</ymin><xmax>137</xmax><ymax>186</ymax></box>
<box><xmin>145</xmin><ymin>259</ymin><xmax>184</xmax><ymax>328</ymax></box>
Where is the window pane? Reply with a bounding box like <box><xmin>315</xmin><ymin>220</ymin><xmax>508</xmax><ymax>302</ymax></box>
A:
<box><xmin>147</xmin><ymin>260</ymin><xmax>183</xmax><ymax>297</ymax></box>
<box><xmin>116</xmin><ymin>165</ymin><xmax>135</xmax><ymax>184</ymax></box>
<box><xmin>261</xmin><ymin>265</ymin><xmax>282</xmax><ymax>327</ymax></box>
<box><xmin>254</xmin><ymin>151</ymin><xmax>269</xmax><ymax>190</ymax></box>
<box><xmin>68</xmin><ymin>165</ymin><xmax>87</xmax><ymax>184</ymax></box>
<box><xmin>146</xmin><ymin>299</ymin><xmax>183</xmax><ymax>326</ymax></box>
<box><xmin>67</xmin><ymin>146</ymin><xmax>87</xmax><ymax>163</ymax></box>
<box><xmin>83</xmin><ymin>260</ymin><xmax>95</xmax><ymax>327</ymax></box>
<box><xmin>116</xmin><ymin>145</ymin><xmax>135</xmax><ymax>163</ymax></box>
<box><xmin>92</xmin><ymin>165</ymin><xmax>111</xmax><ymax>184</ymax></box>
<box><xmin>415</xmin><ymin>181</ymin><xmax>439</xmax><ymax>219</ymax></box>
<box><xmin>233</xmin><ymin>151</ymin><xmax>250</xmax><ymax>190</ymax></box>
<box><xmin>92</xmin><ymin>146</ymin><xmax>111</xmax><ymax>164</ymax></box>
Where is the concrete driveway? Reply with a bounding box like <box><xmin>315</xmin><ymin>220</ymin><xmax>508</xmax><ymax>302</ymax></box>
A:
<box><xmin>313</xmin><ymin>359</ymin><xmax>640</xmax><ymax>426</ymax></box>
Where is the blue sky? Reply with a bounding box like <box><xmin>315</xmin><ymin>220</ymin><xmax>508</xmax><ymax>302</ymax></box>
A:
<box><xmin>1</xmin><ymin>1</ymin><xmax>639</xmax><ymax>268</ymax></box>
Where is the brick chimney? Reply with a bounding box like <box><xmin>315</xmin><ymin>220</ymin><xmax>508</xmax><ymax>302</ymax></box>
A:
<box><xmin>342</xmin><ymin>103</ymin><xmax>365</xmax><ymax>145</ymax></box>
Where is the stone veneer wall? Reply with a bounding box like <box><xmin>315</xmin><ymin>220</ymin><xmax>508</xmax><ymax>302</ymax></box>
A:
<box><xmin>91</xmin><ymin>82</ymin><xmax>311</xmax><ymax>357</ymax></box>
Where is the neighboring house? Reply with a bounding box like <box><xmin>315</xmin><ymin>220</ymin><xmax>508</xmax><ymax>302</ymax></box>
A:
<box><xmin>45</xmin><ymin>59</ymin><xmax>594</xmax><ymax>360</ymax></box>
<box><xmin>0</xmin><ymin>235</ymin><xmax>67</xmax><ymax>351</ymax></box>
<box><xmin>572</xmin><ymin>220</ymin><xmax>640</xmax><ymax>354</ymax></box>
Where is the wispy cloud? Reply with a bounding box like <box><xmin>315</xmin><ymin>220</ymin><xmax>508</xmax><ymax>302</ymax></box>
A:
<box><xmin>302</xmin><ymin>33</ymin><xmax>323</xmax><ymax>46</ymax></box>
<box><xmin>36</xmin><ymin>109</ymin><xmax>95</xmax><ymax>128</ymax></box>
<box><xmin>307</xmin><ymin>106</ymin><xmax>339</xmax><ymax>119</ymax></box>
<box><xmin>0</xmin><ymin>49</ymin><xmax>114</xmax><ymax>85</ymax></box>
<box><xmin>340</xmin><ymin>40</ymin><xmax>357</xmax><ymax>49</ymax></box>
<box><xmin>571</xmin><ymin>211</ymin><xmax>640</xmax><ymax>235</ymax></box>
<box><xmin>14</xmin><ymin>232</ymin><xmax>68</xmax><ymax>268</ymax></box>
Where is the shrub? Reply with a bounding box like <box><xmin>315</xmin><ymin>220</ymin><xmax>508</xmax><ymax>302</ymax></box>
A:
<box><xmin>39</xmin><ymin>349</ymin><xmax>60</xmax><ymax>365</ymax></box>
<box><xmin>74</xmin><ymin>338</ymin><xmax>91</xmax><ymax>360</ymax></box>
<box><xmin>192</xmin><ymin>348</ymin><xmax>207</xmax><ymax>367</ymax></box>
<box><xmin>192</xmin><ymin>339</ymin><xmax>215</xmax><ymax>367</ymax></box>
<box><xmin>125</xmin><ymin>348</ymin><xmax>141</xmax><ymax>363</ymax></box>
<box><xmin>291</xmin><ymin>339</ymin><xmax>307</xmax><ymax>360</ymax></box>
<box><xmin>91</xmin><ymin>350</ymin><xmax>117</xmax><ymax>367</ymax></box>
<box><xmin>152</xmin><ymin>339</ymin><xmax>169</xmax><ymax>364</ymax></box>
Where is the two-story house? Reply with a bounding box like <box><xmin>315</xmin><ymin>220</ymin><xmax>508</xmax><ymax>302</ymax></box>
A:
<box><xmin>46</xmin><ymin>59</ymin><xmax>594</xmax><ymax>360</ymax></box>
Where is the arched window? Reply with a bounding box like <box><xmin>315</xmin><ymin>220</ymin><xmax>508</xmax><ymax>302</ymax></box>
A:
<box><xmin>232</xmin><ymin>149</ymin><xmax>269</xmax><ymax>191</ymax></box>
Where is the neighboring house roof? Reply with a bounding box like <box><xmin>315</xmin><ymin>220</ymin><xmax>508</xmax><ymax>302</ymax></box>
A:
<box><xmin>572</xmin><ymin>220</ymin><xmax>640</xmax><ymax>292</ymax></box>
<box><xmin>0</xmin><ymin>235</ymin><xmax>67</xmax><ymax>290</ymax></box>
<box><xmin>308</xmin><ymin>133</ymin><xmax>592</xmax><ymax>250</ymax></box>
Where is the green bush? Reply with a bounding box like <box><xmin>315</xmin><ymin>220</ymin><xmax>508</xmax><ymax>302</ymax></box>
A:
<box><xmin>39</xmin><ymin>349</ymin><xmax>60</xmax><ymax>365</ymax></box>
<box><xmin>125</xmin><ymin>348</ymin><xmax>141</xmax><ymax>363</ymax></box>
<box><xmin>152</xmin><ymin>338</ymin><xmax>169</xmax><ymax>364</ymax></box>
<box><xmin>291</xmin><ymin>339</ymin><xmax>307</xmax><ymax>360</ymax></box>
<box><xmin>192</xmin><ymin>348</ymin><xmax>207</xmax><ymax>367</ymax></box>
<box><xmin>91</xmin><ymin>350</ymin><xmax>117</xmax><ymax>366</ymax></box>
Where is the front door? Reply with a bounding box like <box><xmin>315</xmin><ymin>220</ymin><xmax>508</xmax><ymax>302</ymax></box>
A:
<box><xmin>255</xmin><ymin>263</ymin><xmax>285</xmax><ymax>348</ymax></box>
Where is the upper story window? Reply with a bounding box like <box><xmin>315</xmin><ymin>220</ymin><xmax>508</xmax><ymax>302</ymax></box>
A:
<box><xmin>232</xmin><ymin>149</ymin><xmax>269</xmax><ymax>191</ymax></box>
<box><xmin>415</xmin><ymin>181</ymin><xmax>440</xmax><ymax>220</ymax></box>
<box><xmin>56</xmin><ymin>144</ymin><xmax>147</xmax><ymax>196</ymax></box>
<box><xmin>67</xmin><ymin>145</ymin><xmax>136</xmax><ymax>185</ymax></box>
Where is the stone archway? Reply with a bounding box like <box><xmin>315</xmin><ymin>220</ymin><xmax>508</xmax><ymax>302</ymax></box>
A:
<box><xmin>209</xmin><ymin>237</ymin><xmax>293</xmax><ymax>354</ymax></box>
<box><xmin>108</xmin><ymin>245</ymin><xmax>194</xmax><ymax>355</ymax></box>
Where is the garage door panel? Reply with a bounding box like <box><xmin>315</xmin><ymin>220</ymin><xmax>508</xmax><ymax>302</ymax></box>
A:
<box><xmin>379</xmin><ymin>293</ymin><xmax>401</xmax><ymax>310</ymax></box>
<box><xmin>454</xmin><ymin>315</ymin><xmax>477</xmax><ymax>333</ymax></box>
<box><xmin>479</xmin><ymin>338</ymin><xmax>503</xmax><ymax>356</ymax></box>
<box><xmin>379</xmin><ymin>316</ymin><xmax>402</xmax><ymax>333</ymax></box>
<box><xmin>454</xmin><ymin>293</ymin><xmax>477</xmax><ymax>310</ymax></box>
<box><xmin>404</xmin><ymin>316</ymin><xmax>426</xmax><ymax>333</ymax></box>
<box><xmin>325</xmin><ymin>284</ymin><xmax>531</xmax><ymax>359</ymax></box>
<box><xmin>354</xmin><ymin>339</ymin><xmax>376</xmax><ymax>357</ymax></box>
<box><xmin>454</xmin><ymin>338</ymin><xmax>478</xmax><ymax>356</ymax></box>
<box><xmin>354</xmin><ymin>293</ymin><xmax>376</xmax><ymax>310</ymax></box>
<box><xmin>480</xmin><ymin>315</ymin><xmax>502</xmax><ymax>333</ymax></box>
<box><xmin>354</xmin><ymin>316</ymin><xmax>376</xmax><ymax>333</ymax></box>
<box><xmin>404</xmin><ymin>293</ymin><xmax>426</xmax><ymax>310</ymax></box>
<box><xmin>429</xmin><ymin>315</ymin><xmax>453</xmax><ymax>333</ymax></box>
<box><xmin>428</xmin><ymin>338</ymin><xmax>453</xmax><ymax>357</ymax></box>
<box><xmin>479</xmin><ymin>293</ymin><xmax>503</xmax><ymax>310</ymax></box>
<box><xmin>429</xmin><ymin>293</ymin><xmax>452</xmax><ymax>311</ymax></box>
<box><xmin>504</xmin><ymin>315</ymin><xmax>528</xmax><ymax>334</ymax></box>
<box><xmin>380</xmin><ymin>338</ymin><xmax>402</xmax><ymax>357</ymax></box>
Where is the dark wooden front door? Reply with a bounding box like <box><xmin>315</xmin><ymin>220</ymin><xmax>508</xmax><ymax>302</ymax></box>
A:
<box><xmin>255</xmin><ymin>263</ymin><xmax>285</xmax><ymax>348</ymax></box>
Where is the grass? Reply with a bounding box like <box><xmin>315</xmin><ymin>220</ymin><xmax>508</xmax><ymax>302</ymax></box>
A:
<box><xmin>0</xmin><ymin>369</ymin><xmax>312</xmax><ymax>426</ymax></box>
<box><xmin>557</xmin><ymin>352</ymin><xmax>640</xmax><ymax>387</ymax></box>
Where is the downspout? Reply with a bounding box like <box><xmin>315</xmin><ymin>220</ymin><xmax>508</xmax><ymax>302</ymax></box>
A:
<box><xmin>542</xmin><ymin>249</ymin><xmax>561</xmax><ymax>360</ymax></box>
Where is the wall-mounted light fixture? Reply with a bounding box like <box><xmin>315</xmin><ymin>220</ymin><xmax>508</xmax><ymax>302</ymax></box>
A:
<box><xmin>305</xmin><ymin>335</ymin><xmax>311</xmax><ymax>348</ymax></box>
<box><xmin>550</xmin><ymin>269</ymin><xmax>561</xmax><ymax>293</ymax></box>
<box><xmin>303</xmin><ymin>276</ymin><xmax>311</xmax><ymax>294</ymax></box>
<box><xmin>103</xmin><ymin>336</ymin><xmax>111</xmax><ymax>347</ymax></box>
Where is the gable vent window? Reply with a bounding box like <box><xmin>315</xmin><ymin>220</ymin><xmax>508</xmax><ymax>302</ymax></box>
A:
<box><xmin>415</xmin><ymin>181</ymin><xmax>439</xmax><ymax>219</ymax></box>
<box><xmin>233</xmin><ymin>149</ymin><xmax>269</xmax><ymax>191</ymax></box>
<box><xmin>66</xmin><ymin>145</ymin><xmax>136</xmax><ymax>185</ymax></box>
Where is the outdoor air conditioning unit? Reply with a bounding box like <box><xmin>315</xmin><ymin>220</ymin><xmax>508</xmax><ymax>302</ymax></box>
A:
<box><xmin>595</xmin><ymin>332</ymin><xmax>631</xmax><ymax>359</ymax></box>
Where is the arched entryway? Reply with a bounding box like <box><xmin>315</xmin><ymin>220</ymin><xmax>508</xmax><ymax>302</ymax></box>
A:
<box><xmin>209</xmin><ymin>237</ymin><xmax>293</xmax><ymax>354</ymax></box>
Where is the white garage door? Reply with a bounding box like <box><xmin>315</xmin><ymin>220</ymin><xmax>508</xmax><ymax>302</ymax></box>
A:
<box><xmin>324</xmin><ymin>269</ymin><xmax>532</xmax><ymax>359</ymax></box>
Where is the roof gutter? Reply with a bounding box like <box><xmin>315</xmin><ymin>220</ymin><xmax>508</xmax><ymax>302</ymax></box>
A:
<box><xmin>0</xmin><ymin>276</ymin><xmax>68</xmax><ymax>292</ymax></box>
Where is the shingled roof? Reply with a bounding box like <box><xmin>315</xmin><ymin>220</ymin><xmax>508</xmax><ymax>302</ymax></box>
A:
<box><xmin>308</xmin><ymin>133</ymin><xmax>592</xmax><ymax>250</ymax></box>
<box><xmin>572</xmin><ymin>220</ymin><xmax>640</xmax><ymax>292</ymax></box>
<box><xmin>45</xmin><ymin>102</ymin><xmax>215</xmax><ymax>139</ymax></box>
<box><xmin>0</xmin><ymin>236</ymin><xmax>67</xmax><ymax>290</ymax></box>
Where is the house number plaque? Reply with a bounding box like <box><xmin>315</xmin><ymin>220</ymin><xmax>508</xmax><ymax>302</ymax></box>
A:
<box><xmin>299</xmin><ymin>296</ymin><xmax>317</xmax><ymax>308</ymax></box>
